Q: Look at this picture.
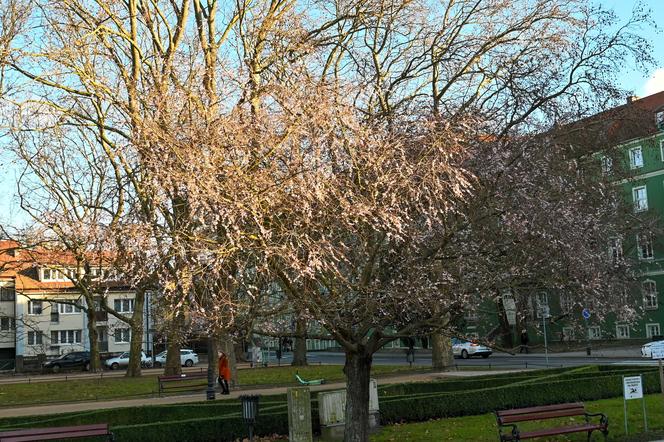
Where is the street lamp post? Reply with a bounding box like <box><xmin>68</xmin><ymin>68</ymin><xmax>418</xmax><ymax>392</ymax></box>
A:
<box><xmin>240</xmin><ymin>394</ymin><xmax>260</xmax><ymax>441</ymax></box>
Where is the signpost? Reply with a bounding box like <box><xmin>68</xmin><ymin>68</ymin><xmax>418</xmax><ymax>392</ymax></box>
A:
<box><xmin>540</xmin><ymin>305</ymin><xmax>550</xmax><ymax>366</ymax></box>
<box><xmin>622</xmin><ymin>375</ymin><xmax>648</xmax><ymax>434</ymax></box>
<box><xmin>582</xmin><ymin>308</ymin><xmax>591</xmax><ymax>356</ymax></box>
<box><xmin>649</xmin><ymin>342</ymin><xmax>664</xmax><ymax>403</ymax></box>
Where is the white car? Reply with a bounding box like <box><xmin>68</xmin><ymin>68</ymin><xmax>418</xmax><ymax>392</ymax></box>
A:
<box><xmin>154</xmin><ymin>349</ymin><xmax>199</xmax><ymax>367</ymax></box>
<box><xmin>104</xmin><ymin>351</ymin><xmax>152</xmax><ymax>370</ymax></box>
<box><xmin>641</xmin><ymin>340</ymin><xmax>664</xmax><ymax>358</ymax></box>
<box><xmin>452</xmin><ymin>338</ymin><xmax>492</xmax><ymax>359</ymax></box>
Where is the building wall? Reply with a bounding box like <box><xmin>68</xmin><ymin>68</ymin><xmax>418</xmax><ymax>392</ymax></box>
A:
<box><xmin>0</xmin><ymin>281</ymin><xmax>15</xmax><ymax>351</ymax></box>
<box><xmin>13</xmin><ymin>290</ymin><xmax>148</xmax><ymax>357</ymax></box>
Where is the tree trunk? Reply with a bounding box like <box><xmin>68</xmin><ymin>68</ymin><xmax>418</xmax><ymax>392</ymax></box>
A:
<box><xmin>164</xmin><ymin>315</ymin><xmax>184</xmax><ymax>375</ymax></box>
<box><xmin>208</xmin><ymin>334</ymin><xmax>218</xmax><ymax>379</ymax></box>
<box><xmin>343</xmin><ymin>349</ymin><xmax>372</xmax><ymax>442</ymax></box>
<box><xmin>126</xmin><ymin>288</ymin><xmax>145</xmax><ymax>377</ymax></box>
<box><xmin>85</xmin><ymin>300</ymin><xmax>100</xmax><ymax>372</ymax></box>
<box><xmin>291</xmin><ymin>317</ymin><xmax>308</xmax><ymax>366</ymax></box>
<box><xmin>431</xmin><ymin>332</ymin><xmax>453</xmax><ymax>371</ymax></box>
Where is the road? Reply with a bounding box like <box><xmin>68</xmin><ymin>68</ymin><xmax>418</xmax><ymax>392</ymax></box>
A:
<box><xmin>0</xmin><ymin>349</ymin><xmax>655</xmax><ymax>385</ymax></box>
<box><xmin>269</xmin><ymin>350</ymin><xmax>655</xmax><ymax>369</ymax></box>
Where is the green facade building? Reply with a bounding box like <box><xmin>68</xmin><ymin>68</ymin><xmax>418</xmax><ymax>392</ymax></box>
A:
<box><xmin>463</xmin><ymin>92</ymin><xmax>664</xmax><ymax>348</ymax></box>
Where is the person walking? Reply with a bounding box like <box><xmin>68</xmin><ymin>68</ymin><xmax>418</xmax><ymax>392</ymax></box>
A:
<box><xmin>520</xmin><ymin>329</ymin><xmax>530</xmax><ymax>354</ymax></box>
<box><xmin>218</xmin><ymin>352</ymin><xmax>231</xmax><ymax>395</ymax></box>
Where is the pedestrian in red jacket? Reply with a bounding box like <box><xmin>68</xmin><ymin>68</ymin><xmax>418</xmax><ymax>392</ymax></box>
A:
<box><xmin>218</xmin><ymin>352</ymin><xmax>231</xmax><ymax>395</ymax></box>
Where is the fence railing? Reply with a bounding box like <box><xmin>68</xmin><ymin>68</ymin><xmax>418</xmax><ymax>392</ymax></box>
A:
<box><xmin>0</xmin><ymin>359</ymin><xmax>15</xmax><ymax>371</ymax></box>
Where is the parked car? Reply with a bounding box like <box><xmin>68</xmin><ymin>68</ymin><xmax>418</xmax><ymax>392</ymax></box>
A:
<box><xmin>452</xmin><ymin>338</ymin><xmax>492</xmax><ymax>359</ymax></box>
<box><xmin>43</xmin><ymin>351</ymin><xmax>91</xmax><ymax>373</ymax></box>
<box><xmin>154</xmin><ymin>349</ymin><xmax>199</xmax><ymax>367</ymax></box>
<box><xmin>104</xmin><ymin>351</ymin><xmax>153</xmax><ymax>370</ymax></box>
<box><xmin>641</xmin><ymin>340</ymin><xmax>664</xmax><ymax>358</ymax></box>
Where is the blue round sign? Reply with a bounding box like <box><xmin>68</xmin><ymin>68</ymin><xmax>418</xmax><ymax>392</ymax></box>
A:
<box><xmin>582</xmin><ymin>308</ymin><xmax>591</xmax><ymax>320</ymax></box>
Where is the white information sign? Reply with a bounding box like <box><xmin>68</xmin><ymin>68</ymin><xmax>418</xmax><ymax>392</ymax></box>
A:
<box><xmin>624</xmin><ymin>376</ymin><xmax>643</xmax><ymax>400</ymax></box>
<box><xmin>650</xmin><ymin>344</ymin><xmax>664</xmax><ymax>360</ymax></box>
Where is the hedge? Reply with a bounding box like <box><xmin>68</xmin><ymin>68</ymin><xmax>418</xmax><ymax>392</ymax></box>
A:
<box><xmin>379</xmin><ymin>370</ymin><xmax>662</xmax><ymax>424</ymax></box>
<box><xmin>1</xmin><ymin>366</ymin><xmax>659</xmax><ymax>440</ymax></box>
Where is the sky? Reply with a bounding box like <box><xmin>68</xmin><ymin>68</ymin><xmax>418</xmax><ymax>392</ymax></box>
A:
<box><xmin>601</xmin><ymin>0</ymin><xmax>664</xmax><ymax>96</ymax></box>
<box><xmin>1</xmin><ymin>0</ymin><xmax>663</xmax><ymax>228</ymax></box>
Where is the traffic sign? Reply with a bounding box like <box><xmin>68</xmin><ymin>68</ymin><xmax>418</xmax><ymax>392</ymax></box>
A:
<box><xmin>582</xmin><ymin>308</ymin><xmax>591</xmax><ymax>320</ymax></box>
<box><xmin>624</xmin><ymin>376</ymin><xmax>643</xmax><ymax>400</ymax></box>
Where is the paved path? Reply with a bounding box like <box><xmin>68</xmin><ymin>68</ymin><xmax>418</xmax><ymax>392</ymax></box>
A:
<box><xmin>0</xmin><ymin>369</ymin><xmax>526</xmax><ymax>419</ymax></box>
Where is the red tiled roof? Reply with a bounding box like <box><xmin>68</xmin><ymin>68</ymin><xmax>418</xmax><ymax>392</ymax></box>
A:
<box><xmin>560</xmin><ymin>92</ymin><xmax>664</xmax><ymax>150</ymax></box>
<box><xmin>0</xmin><ymin>241</ymin><xmax>119</xmax><ymax>293</ymax></box>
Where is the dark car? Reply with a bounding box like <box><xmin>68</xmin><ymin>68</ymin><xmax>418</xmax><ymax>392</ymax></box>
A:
<box><xmin>43</xmin><ymin>351</ymin><xmax>91</xmax><ymax>373</ymax></box>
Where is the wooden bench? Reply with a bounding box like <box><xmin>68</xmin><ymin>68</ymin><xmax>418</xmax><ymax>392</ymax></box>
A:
<box><xmin>0</xmin><ymin>423</ymin><xmax>113</xmax><ymax>441</ymax></box>
<box><xmin>158</xmin><ymin>372</ymin><xmax>208</xmax><ymax>397</ymax></box>
<box><xmin>495</xmin><ymin>402</ymin><xmax>608</xmax><ymax>441</ymax></box>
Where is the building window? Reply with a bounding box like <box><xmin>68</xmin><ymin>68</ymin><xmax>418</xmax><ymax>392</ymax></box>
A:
<box><xmin>601</xmin><ymin>156</ymin><xmax>613</xmax><ymax>175</ymax></box>
<box><xmin>0</xmin><ymin>287</ymin><xmax>15</xmax><ymax>301</ymax></box>
<box><xmin>42</xmin><ymin>268</ymin><xmax>72</xmax><ymax>281</ymax></box>
<box><xmin>660</xmin><ymin>140</ymin><xmax>664</xmax><ymax>161</ymax></box>
<box><xmin>57</xmin><ymin>302</ymin><xmax>82</xmax><ymax>314</ymax></box>
<box><xmin>588</xmin><ymin>326</ymin><xmax>601</xmax><ymax>340</ymax></box>
<box><xmin>633</xmin><ymin>186</ymin><xmax>648</xmax><ymax>212</ymax></box>
<box><xmin>637</xmin><ymin>233</ymin><xmax>654</xmax><ymax>260</ymax></box>
<box><xmin>657</xmin><ymin>111</ymin><xmax>664</xmax><ymax>130</ymax></box>
<box><xmin>560</xmin><ymin>293</ymin><xmax>573</xmax><ymax>313</ymax></box>
<box><xmin>629</xmin><ymin>146</ymin><xmax>644</xmax><ymax>168</ymax></box>
<box><xmin>616</xmin><ymin>324</ymin><xmax>630</xmax><ymax>339</ymax></box>
<box><xmin>609</xmin><ymin>238</ymin><xmax>623</xmax><ymax>263</ymax></box>
<box><xmin>643</xmin><ymin>280</ymin><xmax>658</xmax><ymax>310</ymax></box>
<box><xmin>27</xmin><ymin>331</ymin><xmax>43</xmax><ymax>345</ymax></box>
<box><xmin>50</xmin><ymin>330</ymin><xmax>82</xmax><ymax>344</ymax></box>
<box><xmin>562</xmin><ymin>327</ymin><xmax>575</xmax><ymax>341</ymax></box>
<box><xmin>114</xmin><ymin>328</ymin><xmax>130</xmax><ymax>343</ymax></box>
<box><xmin>29</xmin><ymin>331</ymin><xmax>43</xmax><ymax>345</ymax></box>
<box><xmin>114</xmin><ymin>299</ymin><xmax>134</xmax><ymax>314</ymax></box>
<box><xmin>0</xmin><ymin>317</ymin><xmax>11</xmax><ymax>331</ymax></box>
<box><xmin>646</xmin><ymin>323</ymin><xmax>661</xmax><ymax>338</ymax></box>
<box><xmin>28</xmin><ymin>301</ymin><xmax>43</xmax><ymax>315</ymax></box>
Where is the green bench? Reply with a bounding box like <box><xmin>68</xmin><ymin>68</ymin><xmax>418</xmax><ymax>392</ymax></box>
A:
<box><xmin>295</xmin><ymin>373</ymin><xmax>326</xmax><ymax>385</ymax></box>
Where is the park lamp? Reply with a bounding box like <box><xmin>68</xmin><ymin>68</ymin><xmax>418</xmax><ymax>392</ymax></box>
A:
<box><xmin>240</xmin><ymin>394</ymin><xmax>260</xmax><ymax>441</ymax></box>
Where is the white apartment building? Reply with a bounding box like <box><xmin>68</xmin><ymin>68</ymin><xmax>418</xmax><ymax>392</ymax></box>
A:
<box><xmin>0</xmin><ymin>240</ymin><xmax>152</xmax><ymax>365</ymax></box>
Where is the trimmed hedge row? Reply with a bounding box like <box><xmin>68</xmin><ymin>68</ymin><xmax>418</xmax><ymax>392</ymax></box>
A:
<box><xmin>379</xmin><ymin>370</ymin><xmax>662</xmax><ymax>424</ymax></box>
<box><xmin>1</xmin><ymin>365</ymin><xmax>659</xmax><ymax>441</ymax></box>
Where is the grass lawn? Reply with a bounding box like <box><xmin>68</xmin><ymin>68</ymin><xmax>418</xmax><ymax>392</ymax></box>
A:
<box><xmin>0</xmin><ymin>364</ymin><xmax>419</xmax><ymax>407</ymax></box>
<box><xmin>372</xmin><ymin>393</ymin><xmax>664</xmax><ymax>441</ymax></box>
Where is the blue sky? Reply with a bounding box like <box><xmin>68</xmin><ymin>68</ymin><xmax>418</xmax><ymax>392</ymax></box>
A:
<box><xmin>1</xmin><ymin>0</ymin><xmax>663</xmax><ymax>229</ymax></box>
<box><xmin>601</xmin><ymin>0</ymin><xmax>664</xmax><ymax>95</ymax></box>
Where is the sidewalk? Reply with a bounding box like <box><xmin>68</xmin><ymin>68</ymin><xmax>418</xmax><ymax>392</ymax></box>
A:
<box><xmin>0</xmin><ymin>369</ymin><xmax>526</xmax><ymax>419</ymax></box>
<box><xmin>500</xmin><ymin>346</ymin><xmax>642</xmax><ymax>358</ymax></box>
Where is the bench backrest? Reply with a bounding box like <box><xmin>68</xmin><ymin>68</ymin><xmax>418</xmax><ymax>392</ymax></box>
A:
<box><xmin>0</xmin><ymin>423</ymin><xmax>110</xmax><ymax>442</ymax></box>
<box><xmin>496</xmin><ymin>403</ymin><xmax>586</xmax><ymax>424</ymax></box>
<box><xmin>158</xmin><ymin>373</ymin><xmax>207</xmax><ymax>382</ymax></box>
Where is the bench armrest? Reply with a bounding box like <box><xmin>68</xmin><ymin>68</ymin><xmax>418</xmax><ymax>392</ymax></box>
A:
<box><xmin>585</xmin><ymin>412</ymin><xmax>608</xmax><ymax>427</ymax></box>
<box><xmin>497</xmin><ymin>423</ymin><xmax>519</xmax><ymax>441</ymax></box>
